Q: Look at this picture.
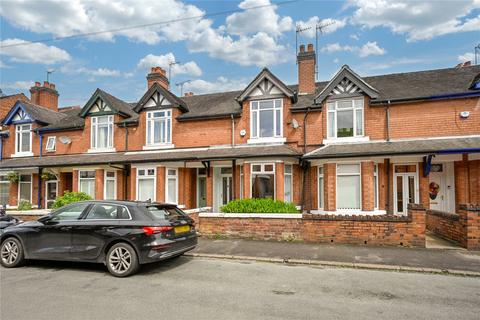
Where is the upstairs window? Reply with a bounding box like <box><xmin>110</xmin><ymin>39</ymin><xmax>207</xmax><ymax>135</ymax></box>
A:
<box><xmin>250</xmin><ymin>99</ymin><xmax>282</xmax><ymax>139</ymax></box>
<box><xmin>45</xmin><ymin>136</ymin><xmax>56</xmax><ymax>152</ymax></box>
<box><xmin>146</xmin><ymin>110</ymin><xmax>172</xmax><ymax>146</ymax></box>
<box><xmin>15</xmin><ymin>124</ymin><xmax>32</xmax><ymax>154</ymax></box>
<box><xmin>327</xmin><ymin>99</ymin><xmax>364</xmax><ymax>138</ymax></box>
<box><xmin>91</xmin><ymin>115</ymin><xmax>113</xmax><ymax>150</ymax></box>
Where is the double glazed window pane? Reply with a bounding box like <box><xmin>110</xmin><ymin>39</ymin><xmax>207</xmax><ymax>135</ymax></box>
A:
<box><xmin>138</xmin><ymin>179</ymin><xmax>154</xmax><ymax>201</ymax></box>
<box><xmin>252</xmin><ymin>174</ymin><xmax>274</xmax><ymax>199</ymax></box>
<box><xmin>251</xmin><ymin>99</ymin><xmax>281</xmax><ymax>138</ymax></box>
<box><xmin>19</xmin><ymin>175</ymin><xmax>31</xmax><ymax>203</ymax></box>
<box><xmin>92</xmin><ymin>116</ymin><xmax>112</xmax><ymax>149</ymax></box>
<box><xmin>259</xmin><ymin>109</ymin><xmax>274</xmax><ymax>137</ymax></box>
<box><xmin>105</xmin><ymin>180</ymin><xmax>115</xmax><ymax>199</ymax></box>
<box><xmin>0</xmin><ymin>178</ymin><xmax>8</xmax><ymax>206</ymax></box>
<box><xmin>337</xmin><ymin>110</ymin><xmax>353</xmax><ymax>137</ymax></box>
<box><xmin>147</xmin><ymin>111</ymin><xmax>171</xmax><ymax>145</ymax></box>
<box><xmin>16</xmin><ymin>124</ymin><xmax>31</xmax><ymax>153</ymax></box>
<box><xmin>284</xmin><ymin>175</ymin><xmax>292</xmax><ymax>203</ymax></box>
<box><xmin>337</xmin><ymin>175</ymin><xmax>360</xmax><ymax>209</ymax></box>
<box><xmin>167</xmin><ymin>178</ymin><xmax>176</xmax><ymax>203</ymax></box>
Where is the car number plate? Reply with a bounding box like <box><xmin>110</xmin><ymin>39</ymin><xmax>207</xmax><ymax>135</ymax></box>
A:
<box><xmin>174</xmin><ymin>225</ymin><xmax>190</xmax><ymax>234</ymax></box>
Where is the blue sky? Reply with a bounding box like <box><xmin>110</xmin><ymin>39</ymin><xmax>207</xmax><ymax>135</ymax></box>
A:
<box><xmin>0</xmin><ymin>0</ymin><xmax>479</xmax><ymax>107</ymax></box>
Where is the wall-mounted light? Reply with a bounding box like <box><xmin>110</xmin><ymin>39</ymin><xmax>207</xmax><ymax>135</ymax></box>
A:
<box><xmin>459</xmin><ymin>111</ymin><xmax>470</xmax><ymax>119</ymax></box>
<box><xmin>239</xmin><ymin>129</ymin><xmax>246</xmax><ymax>137</ymax></box>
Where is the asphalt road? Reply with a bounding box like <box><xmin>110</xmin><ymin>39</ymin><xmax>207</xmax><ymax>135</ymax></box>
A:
<box><xmin>1</xmin><ymin>257</ymin><xmax>479</xmax><ymax>320</ymax></box>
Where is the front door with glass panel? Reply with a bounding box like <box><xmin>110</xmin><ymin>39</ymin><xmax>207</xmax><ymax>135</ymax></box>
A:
<box><xmin>213</xmin><ymin>167</ymin><xmax>232</xmax><ymax>211</ymax></box>
<box><xmin>394</xmin><ymin>165</ymin><xmax>418</xmax><ymax>215</ymax></box>
<box><xmin>197</xmin><ymin>168</ymin><xmax>207</xmax><ymax>208</ymax></box>
<box><xmin>45</xmin><ymin>181</ymin><xmax>58</xmax><ymax>209</ymax></box>
<box><xmin>429</xmin><ymin>163</ymin><xmax>455</xmax><ymax>213</ymax></box>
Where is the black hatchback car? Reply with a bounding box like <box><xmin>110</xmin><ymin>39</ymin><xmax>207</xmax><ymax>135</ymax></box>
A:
<box><xmin>0</xmin><ymin>201</ymin><xmax>197</xmax><ymax>277</ymax></box>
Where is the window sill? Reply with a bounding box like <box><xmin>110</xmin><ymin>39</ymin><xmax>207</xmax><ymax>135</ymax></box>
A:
<box><xmin>142</xmin><ymin>144</ymin><xmax>175</xmax><ymax>150</ymax></box>
<box><xmin>247</xmin><ymin>137</ymin><xmax>286</xmax><ymax>144</ymax></box>
<box><xmin>11</xmin><ymin>152</ymin><xmax>34</xmax><ymax>158</ymax></box>
<box><xmin>87</xmin><ymin>148</ymin><xmax>116</xmax><ymax>153</ymax></box>
<box><xmin>323</xmin><ymin>136</ymin><xmax>370</xmax><ymax>144</ymax></box>
<box><xmin>310</xmin><ymin>209</ymin><xmax>386</xmax><ymax>216</ymax></box>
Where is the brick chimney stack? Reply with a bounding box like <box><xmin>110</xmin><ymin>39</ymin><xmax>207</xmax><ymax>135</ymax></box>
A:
<box><xmin>30</xmin><ymin>81</ymin><xmax>59</xmax><ymax>112</ymax></box>
<box><xmin>147</xmin><ymin>67</ymin><xmax>169</xmax><ymax>90</ymax></box>
<box><xmin>297</xmin><ymin>43</ymin><xmax>316</xmax><ymax>94</ymax></box>
<box><xmin>184</xmin><ymin>92</ymin><xmax>194</xmax><ymax>97</ymax></box>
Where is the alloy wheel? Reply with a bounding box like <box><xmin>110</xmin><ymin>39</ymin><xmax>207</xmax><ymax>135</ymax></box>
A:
<box><xmin>108</xmin><ymin>247</ymin><xmax>132</xmax><ymax>274</ymax></box>
<box><xmin>1</xmin><ymin>239</ymin><xmax>19</xmax><ymax>265</ymax></box>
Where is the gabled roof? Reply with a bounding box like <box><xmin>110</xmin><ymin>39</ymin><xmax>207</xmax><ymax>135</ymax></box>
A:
<box><xmin>79</xmin><ymin>89</ymin><xmax>137</xmax><ymax>119</ymax></box>
<box><xmin>177</xmin><ymin>90</ymin><xmax>242</xmax><ymax>121</ymax></box>
<box><xmin>314</xmin><ymin>65</ymin><xmax>379</xmax><ymax>104</ymax></box>
<box><xmin>134</xmin><ymin>82</ymin><xmax>188</xmax><ymax>113</ymax></box>
<box><xmin>2</xmin><ymin>100</ymin><xmax>66</xmax><ymax>125</ymax></box>
<box><xmin>236</xmin><ymin>68</ymin><xmax>295</xmax><ymax>102</ymax></box>
<box><xmin>0</xmin><ymin>93</ymin><xmax>29</xmax><ymax>122</ymax></box>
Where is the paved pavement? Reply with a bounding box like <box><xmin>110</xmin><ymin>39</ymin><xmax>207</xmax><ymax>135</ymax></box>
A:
<box><xmin>191</xmin><ymin>238</ymin><xmax>480</xmax><ymax>273</ymax></box>
<box><xmin>2</xmin><ymin>257</ymin><xmax>480</xmax><ymax>320</ymax></box>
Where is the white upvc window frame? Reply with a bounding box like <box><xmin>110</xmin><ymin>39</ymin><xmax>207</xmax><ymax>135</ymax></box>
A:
<box><xmin>45</xmin><ymin>136</ymin><xmax>56</xmax><ymax>152</ymax></box>
<box><xmin>284</xmin><ymin>164</ymin><xmax>293</xmax><ymax>203</ymax></box>
<box><xmin>90</xmin><ymin>115</ymin><xmax>114</xmax><ymax>150</ymax></box>
<box><xmin>17</xmin><ymin>174</ymin><xmax>32</xmax><ymax>205</ymax></box>
<box><xmin>239</xmin><ymin>165</ymin><xmax>244</xmax><ymax>199</ymax></box>
<box><xmin>248</xmin><ymin>99</ymin><xmax>284</xmax><ymax>143</ymax></box>
<box><xmin>251</xmin><ymin>163</ymin><xmax>276</xmax><ymax>199</ymax></box>
<box><xmin>145</xmin><ymin>109</ymin><xmax>172</xmax><ymax>147</ymax></box>
<box><xmin>336</xmin><ymin>163</ymin><xmax>362</xmax><ymax>211</ymax></box>
<box><xmin>78</xmin><ymin>170</ymin><xmax>96</xmax><ymax>199</ymax></box>
<box><xmin>104</xmin><ymin>170</ymin><xmax>117</xmax><ymax>200</ymax></box>
<box><xmin>15</xmin><ymin>123</ymin><xmax>33</xmax><ymax>156</ymax></box>
<box><xmin>317</xmin><ymin>166</ymin><xmax>324</xmax><ymax>210</ymax></box>
<box><xmin>165</xmin><ymin>168</ymin><xmax>178</xmax><ymax>204</ymax></box>
<box><xmin>0</xmin><ymin>175</ymin><xmax>9</xmax><ymax>207</ymax></box>
<box><xmin>374</xmin><ymin>164</ymin><xmax>379</xmax><ymax>210</ymax></box>
<box><xmin>327</xmin><ymin>98</ymin><xmax>364</xmax><ymax>140</ymax></box>
<box><xmin>136</xmin><ymin>167</ymin><xmax>156</xmax><ymax>202</ymax></box>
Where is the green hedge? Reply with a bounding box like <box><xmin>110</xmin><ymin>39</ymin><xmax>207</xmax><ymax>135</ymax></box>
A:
<box><xmin>220</xmin><ymin>198</ymin><xmax>299</xmax><ymax>213</ymax></box>
<box><xmin>52</xmin><ymin>191</ymin><xmax>92</xmax><ymax>209</ymax></box>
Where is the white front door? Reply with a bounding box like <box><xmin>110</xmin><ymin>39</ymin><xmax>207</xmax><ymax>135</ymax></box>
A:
<box><xmin>213</xmin><ymin>167</ymin><xmax>232</xmax><ymax>212</ymax></box>
<box><xmin>429</xmin><ymin>163</ymin><xmax>455</xmax><ymax>213</ymax></box>
<box><xmin>394</xmin><ymin>165</ymin><xmax>418</xmax><ymax>215</ymax></box>
<box><xmin>45</xmin><ymin>180</ymin><xmax>58</xmax><ymax>209</ymax></box>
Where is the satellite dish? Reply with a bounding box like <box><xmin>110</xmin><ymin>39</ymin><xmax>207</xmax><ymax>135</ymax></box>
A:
<box><xmin>59</xmin><ymin>136</ymin><xmax>71</xmax><ymax>144</ymax></box>
<box><xmin>291</xmin><ymin>119</ymin><xmax>299</xmax><ymax>129</ymax></box>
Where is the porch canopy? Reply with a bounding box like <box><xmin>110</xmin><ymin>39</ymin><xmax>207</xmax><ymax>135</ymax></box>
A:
<box><xmin>303</xmin><ymin>136</ymin><xmax>480</xmax><ymax>160</ymax></box>
<box><xmin>0</xmin><ymin>144</ymin><xmax>301</xmax><ymax>170</ymax></box>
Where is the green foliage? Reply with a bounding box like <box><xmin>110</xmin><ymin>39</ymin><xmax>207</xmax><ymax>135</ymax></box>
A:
<box><xmin>220</xmin><ymin>198</ymin><xmax>299</xmax><ymax>214</ymax></box>
<box><xmin>18</xmin><ymin>200</ymin><xmax>32</xmax><ymax>211</ymax></box>
<box><xmin>52</xmin><ymin>191</ymin><xmax>92</xmax><ymax>209</ymax></box>
<box><xmin>41</xmin><ymin>172</ymin><xmax>57</xmax><ymax>181</ymax></box>
<box><xmin>7</xmin><ymin>172</ymin><xmax>19</xmax><ymax>183</ymax></box>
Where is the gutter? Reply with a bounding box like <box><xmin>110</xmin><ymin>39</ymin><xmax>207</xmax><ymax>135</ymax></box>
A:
<box><xmin>370</xmin><ymin>91</ymin><xmax>480</xmax><ymax>106</ymax></box>
<box><xmin>176</xmin><ymin>112</ymin><xmax>242</xmax><ymax>122</ymax></box>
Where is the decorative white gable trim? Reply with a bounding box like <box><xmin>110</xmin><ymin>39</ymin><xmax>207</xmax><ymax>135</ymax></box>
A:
<box><xmin>247</xmin><ymin>78</ymin><xmax>284</xmax><ymax>98</ymax></box>
<box><xmin>143</xmin><ymin>91</ymin><xmax>172</xmax><ymax>108</ymax></box>
<box><xmin>12</xmin><ymin>109</ymin><xmax>31</xmax><ymax>122</ymax></box>
<box><xmin>330</xmin><ymin>78</ymin><xmax>363</xmax><ymax>96</ymax></box>
<box><xmin>89</xmin><ymin>98</ymin><xmax>111</xmax><ymax>113</ymax></box>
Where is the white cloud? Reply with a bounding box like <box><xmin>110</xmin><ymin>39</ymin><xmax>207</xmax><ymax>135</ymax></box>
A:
<box><xmin>350</xmin><ymin>34</ymin><xmax>360</xmax><ymax>40</ymax></box>
<box><xmin>183</xmin><ymin>76</ymin><xmax>248</xmax><ymax>94</ymax></box>
<box><xmin>0</xmin><ymin>38</ymin><xmax>70</xmax><ymax>64</ymax></box>
<box><xmin>359</xmin><ymin>58</ymin><xmax>426</xmax><ymax>72</ymax></box>
<box><xmin>321</xmin><ymin>41</ymin><xmax>386</xmax><ymax>58</ymax></box>
<box><xmin>1</xmin><ymin>80</ymin><xmax>34</xmax><ymax>90</ymax></box>
<box><xmin>458</xmin><ymin>52</ymin><xmax>475</xmax><ymax>62</ymax></box>
<box><xmin>295</xmin><ymin>17</ymin><xmax>347</xmax><ymax>38</ymax></box>
<box><xmin>0</xmin><ymin>60</ymin><xmax>7</xmax><ymax>68</ymax></box>
<box><xmin>137</xmin><ymin>53</ymin><xmax>202</xmax><ymax>77</ymax></box>
<box><xmin>350</xmin><ymin>0</ymin><xmax>480</xmax><ymax>41</ymax></box>
<box><xmin>226</xmin><ymin>0</ymin><xmax>293</xmax><ymax>36</ymax></box>
<box><xmin>59</xmin><ymin>62</ymin><xmax>121</xmax><ymax>77</ymax></box>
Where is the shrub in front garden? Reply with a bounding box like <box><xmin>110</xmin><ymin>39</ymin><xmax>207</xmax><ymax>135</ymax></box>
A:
<box><xmin>220</xmin><ymin>198</ymin><xmax>299</xmax><ymax>213</ymax></box>
<box><xmin>52</xmin><ymin>191</ymin><xmax>92</xmax><ymax>209</ymax></box>
<box><xmin>18</xmin><ymin>200</ymin><xmax>32</xmax><ymax>211</ymax></box>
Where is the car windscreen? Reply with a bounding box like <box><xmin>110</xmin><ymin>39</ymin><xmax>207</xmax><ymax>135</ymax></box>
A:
<box><xmin>145</xmin><ymin>206</ymin><xmax>187</xmax><ymax>221</ymax></box>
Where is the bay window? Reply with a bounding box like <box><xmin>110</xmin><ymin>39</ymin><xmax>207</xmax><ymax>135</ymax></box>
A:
<box><xmin>251</xmin><ymin>163</ymin><xmax>275</xmax><ymax>199</ymax></box>
<box><xmin>91</xmin><ymin>115</ymin><xmax>113</xmax><ymax>150</ymax></box>
<box><xmin>104</xmin><ymin>171</ymin><xmax>116</xmax><ymax>200</ymax></box>
<box><xmin>137</xmin><ymin>168</ymin><xmax>156</xmax><ymax>201</ymax></box>
<box><xmin>79</xmin><ymin>171</ymin><xmax>96</xmax><ymax>198</ymax></box>
<box><xmin>250</xmin><ymin>99</ymin><xmax>282</xmax><ymax>140</ymax></box>
<box><xmin>166</xmin><ymin>168</ymin><xmax>178</xmax><ymax>204</ymax></box>
<box><xmin>15</xmin><ymin>124</ymin><xmax>32</xmax><ymax>155</ymax></box>
<box><xmin>146</xmin><ymin>110</ymin><xmax>172</xmax><ymax>146</ymax></box>
<box><xmin>336</xmin><ymin>164</ymin><xmax>361</xmax><ymax>210</ymax></box>
<box><xmin>327</xmin><ymin>98</ymin><xmax>364</xmax><ymax>139</ymax></box>
<box><xmin>284</xmin><ymin>164</ymin><xmax>292</xmax><ymax>203</ymax></box>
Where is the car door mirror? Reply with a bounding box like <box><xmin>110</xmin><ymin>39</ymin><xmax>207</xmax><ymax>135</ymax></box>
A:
<box><xmin>38</xmin><ymin>215</ymin><xmax>54</xmax><ymax>224</ymax></box>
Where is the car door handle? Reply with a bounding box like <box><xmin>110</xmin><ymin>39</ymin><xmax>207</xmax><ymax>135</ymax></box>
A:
<box><xmin>60</xmin><ymin>226</ymin><xmax>72</xmax><ymax>231</ymax></box>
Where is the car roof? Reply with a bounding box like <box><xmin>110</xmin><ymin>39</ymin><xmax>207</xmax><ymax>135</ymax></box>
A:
<box><xmin>76</xmin><ymin>200</ymin><xmax>178</xmax><ymax>207</ymax></box>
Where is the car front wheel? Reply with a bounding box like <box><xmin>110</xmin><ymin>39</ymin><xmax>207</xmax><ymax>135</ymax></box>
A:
<box><xmin>106</xmin><ymin>243</ymin><xmax>139</xmax><ymax>277</ymax></box>
<box><xmin>0</xmin><ymin>237</ymin><xmax>25</xmax><ymax>268</ymax></box>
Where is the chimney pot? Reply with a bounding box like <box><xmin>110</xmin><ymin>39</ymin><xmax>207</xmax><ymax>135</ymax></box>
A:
<box><xmin>184</xmin><ymin>92</ymin><xmax>194</xmax><ymax>97</ymax></box>
<box><xmin>299</xmin><ymin>44</ymin><xmax>305</xmax><ymax>53</ymax></box>
<box><xmin>307</xmin><ymin>43</ymin><xmax>314</xmax><ymax>52</ymax></box>
<box><xmin>147</xmin><ymin>66</ymin><xmax>169</xmax><ymax>90</ymax></box>
<box><xmin>35</xmin><ymin>81</ymin><xmax>41</xmax><ymax>87</ymax></box>
<box><xmin>43</xmin><ymin>81</ymin><xmax>49</xmax><ymax>87</ymax></box>
<box><xmin>50</xmin><ymin>83</ymin><xmax>55</xmax><ymax>90</ymax></box>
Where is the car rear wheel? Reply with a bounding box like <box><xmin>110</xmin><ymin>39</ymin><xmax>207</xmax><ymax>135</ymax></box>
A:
<box><xmin>0</xmin><ymin>237</ymin><xmax>25</xmax><ymax>268</ymax></box>
<box><xmin>106</xmin><ymin>243</ymin><xmax>139</xmax><ymax>277</ymax></box>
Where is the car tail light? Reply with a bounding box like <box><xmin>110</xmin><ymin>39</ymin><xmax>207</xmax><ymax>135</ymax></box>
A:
<box><xmin>142</xmin><ymin>226</ymin><xmax>173</xmax><ymax>235</ymax></box>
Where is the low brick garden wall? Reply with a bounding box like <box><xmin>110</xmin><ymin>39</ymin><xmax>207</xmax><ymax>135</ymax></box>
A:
<box><xmin>426</xmin><ymin>210</ymin><xmax>463</xmax><ymax>244</ymax></box>
<box><xmin>190</xmin><ymin>204</ymin><xmax>426</xmax><ymax>247</ymax></box>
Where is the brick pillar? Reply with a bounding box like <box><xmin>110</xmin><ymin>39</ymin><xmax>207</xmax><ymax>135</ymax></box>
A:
<box><xmin>95</xmin><ymin>169</ymin><xmax>104</xmax><ymax>200</ymax></box>
<box><xmin>418</xmin><ymin>162</ymin><xmax>429</xmax><ymax>208</ymax></box>
<box><xmin>454</xmin><ymin>160</ymin><xmax>468</xmax><ymax>211</ymax></box>
<box><xmin>156</xmin><ymin>166</ymin><xmax>165</xmax><ymax>202</ymax></box>
<box><xmin>9</xmin><ymin>181</ymin><xmax>18</xmax><ymax>207</ymax></box>
<box><xmin>275</xmin><ymin>162</ymin><xmax>284</xmax><ymax>201</ymax></box>
<box><xmin>243</xmin><ymin>164</ymin><xmax>251</xmax><ymax>199</ymax></box>
<box><xmin>407</xmin><ymin>203</ymin><xmax>426</xmax><ymax>247</ymax></box>
<box><xmin>117</xmin><ymin>170</ymin><xmax>124</xmax><ymax>200</ymax></box>
<box><xmin>293</xmin><ymin>164</ymin><xmax>302</xmax><ymax>205</ymax></box>
<box><xmin>310</xmin><ymin>166</ymin><xmax>318</xmax><ymax>210</ymax></box>
<box><xmin>468</xmin><ymin>160</ymin><xmax>480</xmax><ymax>204</ymax></box>
<box><xmin>459</xmin><ymin>204</ymin><xmax>480</xmax><ymax>250</ymax></box>
<box><xmin>129</xmin><ymin>168</ymin><xmax>136</xmax><ymax>200</ymax></box>
<box><xmin>206</xmin><ymin>167</ymin><xmax>214</xmax><ymax>207</ymax></box>
<box><xmin>32</xmin><ymin>173</ymin><xmax>40</xmax><ymax>208</ymax></box>
<box><xmin>58</xmin><ymin>172</ymin><xmax>67</xmax><ymax>196</ymax></box>
<box><xmin>361</xmin><ymin>161</ymin><xmax>375</xmax><ymax>211</ymax></box>
<box><xmin>234</xmin><ymin>165</ymin><xmax>241</xmax><ymax>200</ymax></box>
<box><xmin>72</xmin><ymin>170</ymin><xmax>79</xmax><ymax>192</ymax></box>
<box><xmin>324</xmin><ymin>163</ymin><xmax>336</xmax><ymax>211</ymax></box>
<box><xmin>378</xmin><ymin>162</ymin><xmax>386</xmax><ymax>210</ymax></box>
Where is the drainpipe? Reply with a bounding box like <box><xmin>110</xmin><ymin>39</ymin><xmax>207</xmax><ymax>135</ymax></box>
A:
<box><xmin>39</xmin><ymin>133</ymin><xmax>43</xmax><ymax>157</ymax></box>
<box><xmin>120</xmin><ymin>123</ymin><xmax>129</xmax><ymax>151</ymax></box>
<box><xmin>386</xmin><ymin>100</ymin><xmax>391</xmax><ymax>142</ymax></box>
<box><xmin>0</xmin><ymin>136</ymin><xmax>3</xmax><ymax>161</ymax></box>
<box><xmin>386</xmin><ymin>158</ymin><xmax>391</xmax><ymax>213</ymax></box>
<box><xmin>38</xmin><ymin>167</ymin><xmax>43</xmax><ymax>209</ymax></box>
<box><xmin>231</xmin><ymin>114</ymin><xmax>235</xmax><ymax>147</ymax></box>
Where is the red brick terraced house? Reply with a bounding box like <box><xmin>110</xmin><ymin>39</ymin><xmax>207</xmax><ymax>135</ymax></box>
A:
<box><xmin>1</xmin><ymin>45</ymin><xmax>479</xmax><ymax>247</ymax></box>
